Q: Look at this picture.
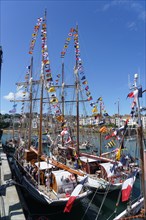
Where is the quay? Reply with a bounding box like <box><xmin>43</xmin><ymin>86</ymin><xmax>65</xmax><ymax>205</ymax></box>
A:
<box><xmin>0</xmin><ymin>142</ymin><xmax>26</xmax><ymax>220</ymax></box>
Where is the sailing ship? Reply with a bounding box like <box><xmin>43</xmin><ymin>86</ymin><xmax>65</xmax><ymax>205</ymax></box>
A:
<box><xmin>6</xmin><ymin>11</ymin><xmax>91</xmax><ymax>210</ymax></box>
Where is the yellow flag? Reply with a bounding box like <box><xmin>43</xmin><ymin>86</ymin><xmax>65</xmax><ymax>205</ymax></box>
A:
<box><xmin>92</xmin><ymin>106</ymin><xmax>98</xmax><ymax>113</ymax></box>
<box><xmin>99</xmin><ymin>126</ymin><xmax>107</xmax><ymax>133</ymax></box>
<box><xmin>116</xmin><ymin>149</ymin><xmax>121</xmax><ymax>160</ymax></box>
<box><xmin>50</xmin><ymin>98</ymin><xmax>58</xmax><ymax>103</ymax></box>
<box><xmin>48</xmin><ymin>87</ymin><xmax>56</xmax><ymax>93</ymax></box>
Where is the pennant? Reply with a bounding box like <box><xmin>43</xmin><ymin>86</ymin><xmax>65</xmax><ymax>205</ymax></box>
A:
<box><xmin>9</xmin><ymin>108</ymin><xmax>16</xmax><ymax>113</ymax></box>
<box><xmin>87</xmin><ymin>96</ymin><xmax>92</xmax><ymax>101</ymax></box>
<box><xmin>50</xmin><ymin>98</ymin><xmax>58</xmax><ymax>103</ymax></box>
<box><xmin>48</xmin><ymin>87</ymin><xmax>56</xmax><ymax>93</ymax></box>
<box><xmin>103</xmin><ymin>112</ymin><xmax>109</xmax><ymax>117</ymax></box>
<box><xmin>105</xmin><ymin>134</ymin><xmax>112</xmax><ymax>140</ymax></box>
<box><xmin>82</xmin><ymin>80</ymin><xmax>88</xmax><ymax>85</ymax></box>
<box><xmin>81</xmin><ymin>76</ymin><xmax>86</xmax><ymax>81</ymax></box>
<box><xmin>86</xmin><ymin>91</ymin><xmax>91</xmax><ymax>96</ymax></box>
<box><xmin>122</xmin><ymin>170</ymin><xmax>138</xmax><ymax>202</ymax></box>
<box><xmin>85</xmin><ymin>86</ymin><xmax>89</xmax><ymax>91</ymax></box>
<box><xmin>99</xmin><ymin>126</ymin><xmax>107</xmax><ymax>133</ymax></box>
<box><xmin>90</xmin><ymin>102</ymin><xmax>95</xmax><ymax>107</ymax></box>
<box><xmin>106</xmin><ymin>140</ymin><xmax>115</xmax><ymax>148</ymax></box>
<box><xmin>17</xmin><ymin>85</ymin><xmax>24</xmax><ymax>91</ymax></box>
<box><xmin>97</xmin><ymin>97</ymin><xmax>102</xmax><ymax>102</ymax></box>
<box><xmin>92</xmin><ymin>106</ymin><xmax>98</xmax><ymax>113</ymax></box>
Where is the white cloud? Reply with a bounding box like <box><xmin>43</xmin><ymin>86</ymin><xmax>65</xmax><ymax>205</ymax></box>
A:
<box><xmin>100</xmin><ymin>0</ymin><xmax>146</xmax><ymax>31</ymax></box>
<box><xmin>101</xmin><ymin>1</ymin><xmax>146</xmax><ymax>23</ymax></box>
<box><xmin>131</xmin><ymin>2</ymin><xmax>146</xmax><ymax>22</ymax></box>
<box><xmin>4</xmin><ymin>91</ymin><xmax>29</xmax><ymax>101</ymax></box>
<box><xmin>4</xmin><ymin>92</ymin><xmax>15</xmax><ymax>100</ymax></box>
<box><xmin>138</xmin><ymin>11</ymin><xmax>146</xmax><ymax>22</ymax></box>
<box><xmin>102</xmin><ymin>3</ymin><xmax>110</xmax><ymax>11</ymax></box>
<box><xmin>127</xmin><ymin>21</ymin><xmax>137</xmax><ymax>31</ymax></box>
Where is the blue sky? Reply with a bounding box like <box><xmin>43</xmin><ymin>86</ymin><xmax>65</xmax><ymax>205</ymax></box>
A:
<box><xmin>1</xmin><ymin>0</ymin><xmax>146</xmax><ymax>116</ymax></box>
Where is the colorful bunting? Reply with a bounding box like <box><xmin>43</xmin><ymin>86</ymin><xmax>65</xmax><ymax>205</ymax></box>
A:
<box><xmin>29</xmin><ymin>17</ymin><xmax>43</xmax><ymax>54</ymax></box>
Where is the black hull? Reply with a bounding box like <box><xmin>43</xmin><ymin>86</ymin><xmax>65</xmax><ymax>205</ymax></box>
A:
<box><xmin>8</xmin><ymin>156</ymin><xmax>91</xmax><ymax>207</ymax></box>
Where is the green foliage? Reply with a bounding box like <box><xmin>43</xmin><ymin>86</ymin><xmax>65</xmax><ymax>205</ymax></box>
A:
<box><xmin>0</xmin><ymin>121</ymin><xmax>10</xmax><ymax>129</ymax></box>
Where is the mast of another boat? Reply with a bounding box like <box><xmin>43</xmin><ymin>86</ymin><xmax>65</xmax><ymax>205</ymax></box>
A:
<box><xmin>134</xmin><ymin>73</ymin><xmax>146</xmax><ymax>216</ymax></box>
<box><xmin>99</xmin><ymin>103</ymin><xmax>102</xmax><ymax>156</ymax></box>
<box><xmin>61</xmin><ymin>57</ymin><xmax>65</xmax><ymax>147</ymax></box>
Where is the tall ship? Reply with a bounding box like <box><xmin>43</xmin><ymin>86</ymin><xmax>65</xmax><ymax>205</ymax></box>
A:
<box><xmin>6</xmin><ymin>11</ymin><xmax>91</xmax><ymax>211</ymax></box>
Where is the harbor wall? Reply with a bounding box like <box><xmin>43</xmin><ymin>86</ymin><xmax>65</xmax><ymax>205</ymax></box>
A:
<box><xmin>0</xmin><ymin>143</ymin><xmax>26</xmax><ymax>220</ymax></box>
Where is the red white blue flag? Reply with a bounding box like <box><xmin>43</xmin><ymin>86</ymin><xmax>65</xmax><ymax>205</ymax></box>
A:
<box><xmin>122</xmin><ymin>169</ymin><xmax>138</xmax><ymax>202</ymax></box>
<box><xmin>64</xmin><ymin>183</ymin><xmax>83</xmax><ymax>213</ymax></box>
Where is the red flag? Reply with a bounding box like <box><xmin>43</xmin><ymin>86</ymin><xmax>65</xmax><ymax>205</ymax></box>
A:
<box><xmin>127</xmin><ymin>92</ymin><xmax>134</xmax><ymax>98</ymax></box>
<box><xmin>105</xmin><ymin>134</ymin><xmax>112</xmax><ymax>140</ymax></box>
<box><xmin>64</xmin><ymin>197</ymin><xmax>76</xmax><ymax>213</ymax></box>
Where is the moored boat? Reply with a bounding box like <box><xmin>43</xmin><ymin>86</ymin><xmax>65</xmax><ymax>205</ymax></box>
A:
<box><xmin>5</xmin><ymin>11</ymin><xmax>91</xmax><ymax>211</ymax></box>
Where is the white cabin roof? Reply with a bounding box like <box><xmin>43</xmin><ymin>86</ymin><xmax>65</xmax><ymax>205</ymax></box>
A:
<box><xmin>99</xmin><ymin>162</ymin><xmax>122</xmax><ymax>177</ymax></box>
<box><xmin>35</xmin><ymin>161</ymin><xmax>54</xmax><ymax>170</ymax></box>
<box><xmin>80</xmin><ymin>156</ymin><xmax>98</xmax><ymax>163</ymax></box>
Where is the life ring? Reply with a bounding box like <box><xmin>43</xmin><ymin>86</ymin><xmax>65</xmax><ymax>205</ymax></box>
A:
<box><xmin>70</xmin><ymin>174</ymin><xmax>76</xmax><ymax>181</ymax></box>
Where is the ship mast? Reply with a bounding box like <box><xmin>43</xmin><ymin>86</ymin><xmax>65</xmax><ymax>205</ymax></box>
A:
<box><xmin>61</xmin><ymin>61</ymin><xmax>65</xmax><ymax>147</ymax></box>
<box><xmin>38</xmin><ymin>10</ymin><xmax>47</xmax><ymax>160</ymax></box>
<box><xmin>28</xmin><ymin>56</ymin><xmax>33</xmax><ymax>149</ymax></box>
<box><xmin>99</xmin><ymin>104</ymin><xmax>102</xmax><ymax>156</ymax></box>
<box><xmin>74</xmin><ymin>24</ymin><xmax>80</xmax><ymax>154</ymax></box>
<box><xmin>134</xmin><ymin>74</ymin><xmax>146</xmax><ymax>216</ymax></box>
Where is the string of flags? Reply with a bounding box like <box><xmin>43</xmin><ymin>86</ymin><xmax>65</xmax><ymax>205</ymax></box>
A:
<box><xmin>29</xmin><ymin>17</ymin><xmax>43</xmax><ymax>55</ymax></box>
<box><xmin>60</xmin><ymin>27</ymin><xmax>109</xmax><ymax>119</ymax></box>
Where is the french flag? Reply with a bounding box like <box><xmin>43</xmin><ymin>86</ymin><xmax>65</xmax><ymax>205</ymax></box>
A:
<box><xmin>64</xmin><ymin>183</ymin><xmax>83</xmax><ymax>213</ymax></box>
<box><xmin>122</xmin><ymin>170</ymin><xmax>138</xmax><ymax>202</ymax></box>
<box><xmin>127</xmin><ymin>89</ymin><xmax>138</xmax><ymax>98</ymax></box>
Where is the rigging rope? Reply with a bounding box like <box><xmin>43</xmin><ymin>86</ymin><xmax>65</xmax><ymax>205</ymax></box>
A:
<box><xmin>81</xmin><ymin>187</ymin><xmax>99</xmax><ymax>220</ymax></box>
<box><xmin>106</xmin><ymin>190</ymin><xmax>122</xmax><ymax>220</ymax></box>
<box><xmin>94</xmin><ymin>182</ymin><xmax>112</xmax><ymax>220</ymax></box>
